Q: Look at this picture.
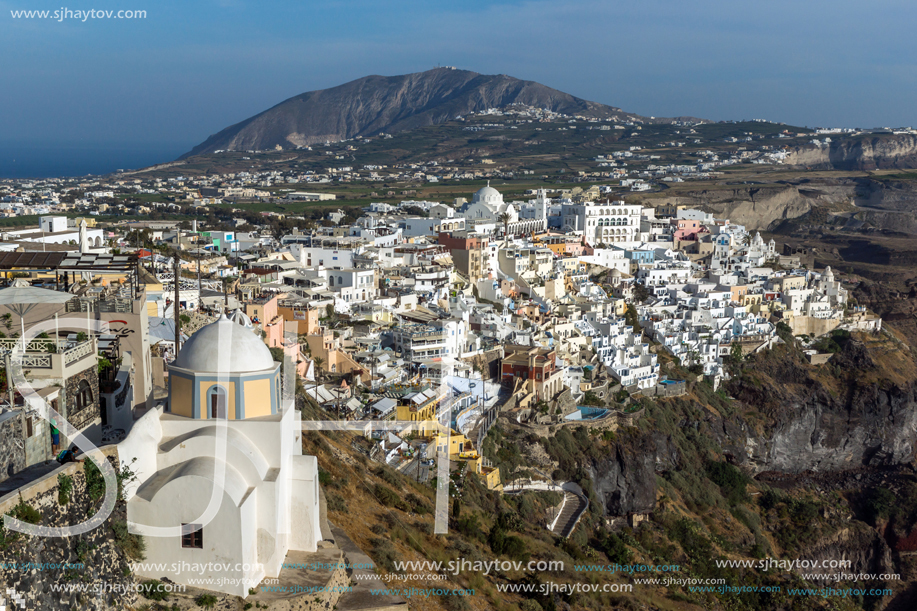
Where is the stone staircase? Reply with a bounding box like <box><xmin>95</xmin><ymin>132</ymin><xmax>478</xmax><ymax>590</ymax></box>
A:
<box><xmin>551</xmin><ymin>491</ymin><xmax>588</xmax><ymax>539</ymax></box>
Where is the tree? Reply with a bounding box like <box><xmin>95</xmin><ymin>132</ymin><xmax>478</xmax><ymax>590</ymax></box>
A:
<box><xmin>729</xmin><ymin>342</ymin><xmax>743</xmax><ymax>367</ymax></box>
<box><xmin>269</xmin><ymin>347</ymin><xmax>287</xmax><ymax>376</ymax></box>
<box><xmin>623</xmin><ymin>304</ymin><xmax>641</xmax><ymax>330</ymax></box>
<box><xmin>496</xmin><ymin>212</ymin><xmax>510</xmax><ymax>244</ymax></box>
<box><xmin>632</xmin><ymin>283</ymin><xmax>650</xmax><ymax>303</ymax></box>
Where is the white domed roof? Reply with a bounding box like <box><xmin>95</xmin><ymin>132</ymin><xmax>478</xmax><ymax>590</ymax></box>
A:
<box><xmin>472</xmin><ymin>182</ymin><xmax>503</xmax><ymax>205</ymax></box>
<box><xmin>173</xmin><ymin>315</ymin><xmax>276</xmax><ymax>373</ymax></box>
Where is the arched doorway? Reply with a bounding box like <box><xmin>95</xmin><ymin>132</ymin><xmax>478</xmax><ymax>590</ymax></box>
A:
<box><xmin>208</xmin><ymin>386</ymin><xmax>228</xmax><ymax>419</ymax></box>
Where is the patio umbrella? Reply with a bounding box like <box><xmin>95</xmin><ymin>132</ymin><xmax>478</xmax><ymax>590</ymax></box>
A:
<box><xmin>0</xmin><ymin>285</ymin><xmax>76</xmax><ymax>337</ymax></box>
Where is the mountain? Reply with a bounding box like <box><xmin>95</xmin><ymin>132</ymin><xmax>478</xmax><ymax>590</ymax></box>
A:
<box><xmin>181</xmin><ymin>68</ymin><xmax>656</xmax><ymax>158</ymax></box>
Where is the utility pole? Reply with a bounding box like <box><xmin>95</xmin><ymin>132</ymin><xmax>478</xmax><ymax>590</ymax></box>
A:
<box><xmin>173</xmin><ymin>252</ymin><xmax>181</xmax><ymax>353</ymax></box>
<box><xmin>197</xmin><ymin>250</ymin><xmax>202</xmax><ymax>313</ymax></box>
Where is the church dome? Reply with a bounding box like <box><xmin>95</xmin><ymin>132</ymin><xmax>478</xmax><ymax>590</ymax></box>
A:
<box><xmin>472</xmin><ymin>183</ymin><xmax>503</xmax><ymax>206</ymax></box>
<box><xmin>174</xmin><ymin>315</ymin><xmax>276</xmax><ymax>373</ymax></box>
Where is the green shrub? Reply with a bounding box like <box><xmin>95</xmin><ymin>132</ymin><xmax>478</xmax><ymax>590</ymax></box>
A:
<box><xmin>326</xmin><ymin>491</ymin><xmax>347</xmax><ymax>512</ymax></box>
<box><xmin>406</xmin><ymin>493</ymin><xmax>428</xmax><ymax>514</ymax></box>
<box><xmin>758</xmin><ymin>489</ymin><xmax>783</xmax><ymax>511</ymax></box>
<box><xmin>455</xmin><ymin>512</ymin><xmax>483</xmax><ymax>541</ymax></box>
<box><xmin>864</xmin><ymin>487</ymin><xmax>896</xmax><ymax>524</ymax></box>
<box><xmin>488</xmin><ymin>524</ymin><xmax>506</xmax><ymax>554</ymax></box>
<box><xmin>195</xmin><ymin>593</ymin><xmax>218</xmax><ymax>608</ymax></box>
<box><xmin>112</xmin><ymin>519</ymin><xmax>146</xmax><ymax>561</ymax></box>
<box><xmin>84</xmin><ymin>459</ymin><xmax>107</xmax><ymax>502</ymax></box>
<box><xmin>374</xmin><ymin>484</ymin><xmax>408</xmax><ymax>511</ymax></box>
<box><xmin>58</xmin><ymin>473</ymin><xmax>73</xmax><ymax>505</ymax></box>
<box><xmin>140</xmin><ymin>580</ymin><xmax>169</xmax><ymax>601</ymax></box>
<box><xmin>601</xmin><ymin>531</ymin><xmax>632</xmax><ymax>565</ymax></box>
<box><xmin>11</xmin><ymin>499</ymin><xmax>41</xmax><ymax>524</ymax></box>
<box><xmin>375</xmin><ymin>466</ymin><xmax>401</xmax><ymax>487</ymax></box>
<box><xmin>503</xmin><ymin>535</ymin><xmax>527</xmax><ymax>561</ymax></box>
<box><xmin>440</xmin><ymin>593</ymin><xmax>471</xmax><ymax>611</ymax></box>
<box><xmin>369</xmin><ymin>538</ymin><xmax>399</xmax><ymax>571</ymax></box>
<box><xmin>705</xmin><ymin>461</ymin><xmax>749</xmax><ymax>505</ymax></box>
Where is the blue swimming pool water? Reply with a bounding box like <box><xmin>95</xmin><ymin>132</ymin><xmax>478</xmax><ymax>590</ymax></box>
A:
<box><xmin>565</xmin><ymin>407</ymin><xmax>608</xmax><ymax>421</ymax></box>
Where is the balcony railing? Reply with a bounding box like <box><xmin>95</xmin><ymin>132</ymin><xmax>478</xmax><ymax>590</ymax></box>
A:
<box><xmin>65</xmin><ymin>297</ymin><xmax>134</xmax><ymax>313</ymax></box>
<box><xmin>0</xmin><ymin>338</ymin><xmax>95</xmax><ymax>373</ymax></box>
<box><xmin>64</xmin><ymin>341</ymin><xmax>95</xmax><ymax>366</ymax></box>
<box><xmin>0</xmin><ymin>338</ymin><xmax>70</xmax><ymax>354</ymax></box>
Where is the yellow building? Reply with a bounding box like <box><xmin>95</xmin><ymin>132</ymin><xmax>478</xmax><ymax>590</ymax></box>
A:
<box><xmin>395</xmin><ymin>387</ymin><xmax>441</xmax><ymax>422</ymax></box>
<box><xmin>452</xmin><ymin>450</ymin><xmax>502</xmax><ymax>490</ymax></box>
<box><xmin>168</xmin><ymin>315</ymin><xmax>281</xmax><ymax>419</ymax></box>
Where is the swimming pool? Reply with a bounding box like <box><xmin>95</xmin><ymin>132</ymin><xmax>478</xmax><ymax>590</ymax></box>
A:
<box><xmin>565</xmin><ymin>407</ymin><xmax>608</xmax><ymax>421</ymax></box>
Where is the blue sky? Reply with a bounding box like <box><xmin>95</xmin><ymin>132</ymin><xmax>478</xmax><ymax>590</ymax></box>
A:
<box><xmin>3</xmin><ymin>0</ymin><xmax>915</xmax><ymax>154</ymax></box>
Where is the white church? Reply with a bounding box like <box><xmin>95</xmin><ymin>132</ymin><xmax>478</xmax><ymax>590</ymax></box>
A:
<box><xmin>459</xmin><ymin>183</ymin><xmax>548</xmax><ymax>236</ymax></box>
<box><xmin>119</xmin><ymin>314</ymin><xmax>322</xmax><ymax>596</ymax></box>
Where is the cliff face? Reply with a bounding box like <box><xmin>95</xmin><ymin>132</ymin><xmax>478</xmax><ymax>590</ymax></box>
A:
<box><xmin>591</xmin><ymin>336</ymin><xmax>917</xmax><ymax>518</ymax></box>
<box><xmin>801</xmin><ymin>524</ymin><xmax>894</xmax><ymax>584</ymax></box>
<box><xmin>588</xmin><ymin>432</ymin><xmax>677</xmax><ymax>516</ymax></box>
<box><xmin>787</xmin><ymin>135</ymin><xmax>917</xmax><ymax>170</ymax></box>
<box><xmin>729</xmin><ymin>338</ymin><xmax>917</xmax><ymax>474</ymax></box>
<box><xmin>650</xmin><ymin>184</ymin><xmax>852</xmax><ymax>230</ymax></box>
<box><xmin>753</xmin><ymin>383</ymin><xmax>917</xmax><ymax>472</ymax></box>
<box><xmin>182</xmin><ymin>68</ymin><xmax>639</xmax><ymax>157</ymax></box>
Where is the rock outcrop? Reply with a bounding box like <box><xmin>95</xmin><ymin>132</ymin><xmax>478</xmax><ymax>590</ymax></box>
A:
<box><xmin>594</xmin><ymin>336</ymin><xmax>917</xmax><ymax>518</ymax></box>
<box><xmin>589</xmin><ymin>432</ymin><xmax>673</xmax><ymax>516</ymax></box>
<box><xmin>787</xmin><ymin>134</ymin><xmax>917</xmax><ymax>170</ymax></box>
<box><xmin>649</xmin><ymin>183</ymin><xmax>851</xmax><ymax>230</ymax></box>
<box><xmin>729</xmin><ymin>338</ymin><xmax>917</xmax><ymax>474</ymax></box>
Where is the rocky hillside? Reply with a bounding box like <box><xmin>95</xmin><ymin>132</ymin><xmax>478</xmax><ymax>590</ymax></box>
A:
<box><xmin>481</xmin><ymin>329</ymin><xmax>917</xmax><ymax>610</ymax></box>
<box><xmin>182</xmin><ymin>68</ymin><xmax>648</xmax><ymax>157</ymax></box>
<box><xmin>731</xmin><ymin>330</ymin><xmax>917</xmax><ymax>473</ymax></box>
<box><xmin>645</xmin><ymin>183</ymin><xmax>853</xmax><ymax>230</ymax></box>
<box><xmin>787</xmin><ymin>134</ymin><xmax>917</xmax><ymax>170</ymax></box>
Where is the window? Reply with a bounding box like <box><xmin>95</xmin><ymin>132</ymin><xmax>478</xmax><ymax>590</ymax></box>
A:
<box><xmin>209</xmin><ymin>386</ymin><xmax>227</xmax><ymax>419</ymax></box>
<box><xmin>76</xmin><ymin>380</ymin><xmax>93</xmax><ymax>411</ymax></box>
<box><xmin>181</xmin><ymin>523</ymin><xmax>203</xmax><ymax>549</ymax></box>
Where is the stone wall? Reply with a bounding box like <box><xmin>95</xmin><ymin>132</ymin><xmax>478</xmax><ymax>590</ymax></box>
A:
<box><xmin>0</xmin><ymin>448</ymin><xmax>140</xmax><ymax>611</ymax></box>
<box><xmin>64</xmin><ymin>365</ymin><xmax>100</xmax><ymax>433</ymax></box>
<box><xmin>637</xmin><ymin>380</ymin><xmax>687</xmax><ymax>398</ymax></box>
<box><xmin>784</xmin><ymin>314</ymin><xmax>840</xmax><ymax>338</ymax></box>
<box><xmin>0</xmin><ymin>413</ymin><xmax>25</xmax><ymax>484</ymax></box>
<box><xmin>472</xmin><ymin>347</ymin><xmax>504</xmax><ymax>381</ymax></box>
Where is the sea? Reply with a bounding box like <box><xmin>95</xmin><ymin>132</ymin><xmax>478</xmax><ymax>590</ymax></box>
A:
<box><xmin>0</xmin><ymin>141</ymin><xmax>191</xmax><ymax>179</ymax></box>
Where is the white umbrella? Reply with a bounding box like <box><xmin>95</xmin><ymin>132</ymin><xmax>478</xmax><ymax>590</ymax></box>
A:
<box><xmin>0</xmin><ymin>285</ymin><xmax>76</xmax><ymax>337</ymax></box>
